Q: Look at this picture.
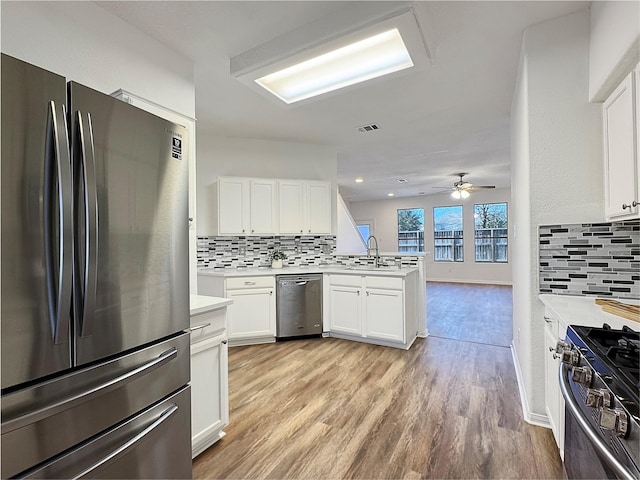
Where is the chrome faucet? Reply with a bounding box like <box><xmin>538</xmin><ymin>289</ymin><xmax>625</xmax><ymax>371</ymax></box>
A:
<box><xmin>366</xmin><ymin>235</ymin><xmax>380</xmax><ymax>268</ymax></box>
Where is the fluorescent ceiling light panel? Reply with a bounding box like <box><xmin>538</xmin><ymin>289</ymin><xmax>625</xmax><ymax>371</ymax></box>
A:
<box><xmin>255</xmin><ymin>29</ymin><xmax>414</xmax><ymax>104</ymax></box>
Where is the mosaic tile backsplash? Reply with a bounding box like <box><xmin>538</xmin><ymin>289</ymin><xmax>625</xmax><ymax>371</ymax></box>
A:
<box><xmin>197</xmin><ymin>235</ymin><xmax>336</xmax><ymax>269</ymax></box>
<box><xmin>539</xmin><ymin>220</ymin><xmax>639</xmax><ymax>299</ymax></box>
<box><xmin>197</xmin><ymin>235</ymin><xmax>423</xmax><ymax>270</ymax></box>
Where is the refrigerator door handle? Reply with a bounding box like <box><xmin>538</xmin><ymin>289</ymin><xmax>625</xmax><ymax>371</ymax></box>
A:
<box><xmin>70</xmin><ymin>404</ymin><xmax>179</xmax><ymax>480</ymax></box>
<box><xmin>1</xmin><ymin>347</ymin><xmax>178</xmax><ymax>434</ymax></box>
<box><xmin>76</xmin><ymin>111</ymin><xmax>98</xmax><ymax>337</ymax></box>
<box><xmin>44</xmin><ymin>100</ymin><xmax>72</xmax><ymax>345</ymax></box>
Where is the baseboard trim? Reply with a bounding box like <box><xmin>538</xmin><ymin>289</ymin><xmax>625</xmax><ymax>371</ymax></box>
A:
<box><xmin>426</xmin><ymin>278</ymin><xmax>512</xmax><ymax>286</ymax></box>
<box><xmin>510</xmin><ymin>344</ymin><xmax>551</xmax><ymax>428</ymax></box>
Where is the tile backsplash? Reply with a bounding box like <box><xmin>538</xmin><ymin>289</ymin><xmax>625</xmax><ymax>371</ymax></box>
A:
<box><xmin>197</xmin><ymin>235</ymin><xmax>336</xmax><ymax>269</ymax></box>
<box><xmin>539</xmin><ymin>220</ymin><xmax>639</xmax><ymax>299</ymax></box>
<box><xmin>197</xmin><ymin>235</ymin><xmax>424</xmax><ymax>270</ymax></box>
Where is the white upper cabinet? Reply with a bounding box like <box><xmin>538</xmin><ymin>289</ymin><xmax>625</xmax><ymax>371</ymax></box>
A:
<box><xmin>603</xmin><ymin>70</ymin><xmax>639</xmax><ymax>220</ymax></box>
<box><xmin>278</xmin><ymin>180</ymin><xmax>305</xmax><ymax>234</ymax></box>
<box><xmin>218</xmin><ymin>177</ymin><xmax>249</xmax><ymax>235</ymax></box>
<box><xmin>278</xmin><ymin>179</ymin><xmax>332</xmax><ymax>235</ymax></box>
<box><xmin>212</xmin><ymin>177</ymin><xmax>277</xmax><ymax>236</ymax></box>
<box><xmin>305</xmin><ymin>181</ymin><xmax>332</xmax><ymax>234</ymax></box>
<box><xmin>248</xmin><ymin>179</ymin><xmax>277</xmax><ymax>234</ymax></box>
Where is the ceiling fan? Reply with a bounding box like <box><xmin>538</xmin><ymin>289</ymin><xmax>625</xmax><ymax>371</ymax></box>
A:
<box><xmin>433</xmin><ymin>173</ymin><xmax>496</xmax><ymax>199</ymax></box>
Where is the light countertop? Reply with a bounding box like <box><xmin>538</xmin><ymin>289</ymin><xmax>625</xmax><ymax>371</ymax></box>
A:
<box><xmin>190</xmin><ymin>294</ymin><xmax>233</xmax><ymax>316</ymax></box>
<box><xmin>539</xmin><ymin>294</ymin><xmax>639</xmax><ymax>331</ymax></box>
<box><xmin>197</xmin><ymin>265</ymin><xmax>419</xmax><ymax>278</ymax></box>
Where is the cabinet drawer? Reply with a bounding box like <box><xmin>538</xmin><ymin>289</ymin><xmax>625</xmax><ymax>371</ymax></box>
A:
<box><xmin>226</xmin><ymin>276</ymin><xmax>275</xmax><ymax>290</ymax></box>
<box><xmin>329</xmin><ymin>274</ymin><xmax>362</xmax><ymax>288</ymax></box>
<box><xmin>190</xmin><ymin>308</ymin><xmax>227</xmax><ymax>344</ymax></box>
<box><xmin>365</xmin><ymin>276</ymin><xmax>403</xmax><ymax>290</ymax></box>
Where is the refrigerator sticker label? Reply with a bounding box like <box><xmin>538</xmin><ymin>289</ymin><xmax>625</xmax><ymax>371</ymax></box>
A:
<box><xmin>171</xmin><ymin>137</ymin><xmax>182</xmax><ymax>160</ymax></box>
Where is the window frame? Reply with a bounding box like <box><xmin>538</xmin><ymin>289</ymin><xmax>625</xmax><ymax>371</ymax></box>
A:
<box><xmin>433</xmin><ymin>205</ymin><xmax>464</xmax><ymax>262</ymax></box>
<box><xmin>397</xmin><ymin>208</ymin><xmax>425</xmax><ymax>253</ymax></box>
<box><xmin>473</xmin><ymin>202</ymin><xmax>508</xmax><ymax>263</ymax></box>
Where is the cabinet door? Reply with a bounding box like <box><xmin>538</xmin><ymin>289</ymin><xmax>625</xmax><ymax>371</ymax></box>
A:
<box><xmin>226</xmin><ymin>288</ymin><xmax>275</xmax><ymax>339</ymax></box>
<box><xmin>249</xmin><ymin>179</ymin><xmax>278</xmax><ymax>234</ymax></box>
<box><xmin>191</xmin><ymin>334</ymin><xmax>229</xmax><ymax>458</ymax></box>
<box><xmin>219</xmin><ymin>178</ymin><xmax>249</xmax><ymax>234</ymax></box>
<box><xmin>364</xmin><ymin>288</ymin><xmax>405</xmax><ymax>342</ymax></box>
<box><xmin>544</xmin><ymin>325</ymin><xmax>564</xmax><ymax>453</ymax></box>
<box><xmin>305</xmin><ymin>181</ymin><xmax>332</xmax><ymax>234</ymax></box>
<box><xmin>603</xmin><ymin>73</ymin><xmax>638</xmax><ymax>219</ymax></box>
<box><xmin>279</xmin><ymin>180</ymin><xmax>305</xmax><ymax>234</ymax></box>
<box><xmin>328</xmin><ymin>285</ymin><xmax>362</xmax><ymax>335</ymax></box>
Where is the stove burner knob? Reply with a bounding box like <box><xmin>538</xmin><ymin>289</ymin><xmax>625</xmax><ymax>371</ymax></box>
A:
<box><xmin>599</xmin><ymin>408</ymin><xmax>629</xmax><ymax>437</ymax></box>
<box><xmin>571</xmin><ymin>366</ymin><xmax>593</xmax><ymax>386</ymax></box>
<box><xmin>560</xmin><ymin>350</ymin><xmax>580</xmax><ymax>366</ymax></box>
<box><xmin>586</xmin><ymin>389</ymin><xmax>612</xmax><ymax>408</ymax></box>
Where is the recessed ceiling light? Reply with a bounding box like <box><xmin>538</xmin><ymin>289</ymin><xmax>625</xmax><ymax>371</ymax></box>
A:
<box><xmin>387</xmin><ymin>193</ymin><xmax>395</xmax><ymax>197</ymax></box>
<box><xmin>254</xmin><ymin>28</ymin><xmax>414</xmax><ymax>104</ymax></box>
<box><xmin>355</xmin><ymin>177</ymin><xmax>364</xmax><ymax>183</ymax></box>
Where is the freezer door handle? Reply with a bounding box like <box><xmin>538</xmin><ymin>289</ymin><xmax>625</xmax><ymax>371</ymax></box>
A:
<box><xmin>1</xmin><ymin>348</ymin><xmax>178</xmax><ymax>434</ymax></box>
<box><xmin>44</xmin><ymin>100</ymin><xmax>72</xmax><ymax>345</ymax></box>
<box><xmin>70</xmin><ymin>404</ymin><xmax>179</xmax><ymax>480</ymax></box>
<box><xmin>75</xmin><ymin>110</ymin><xmax>99</xmax><ymax>337</ymax></box>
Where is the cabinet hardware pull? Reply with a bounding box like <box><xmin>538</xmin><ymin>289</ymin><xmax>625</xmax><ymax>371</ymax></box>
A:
<box><xmin>622</xmin><ymin>203</ymin><xmax>633</xmax><ymax>210</ymax></box>
<box><xmin>189</xmin><ymin>323</ymin><xmax>211</xmax><ymax>332</ymax></box>
<box><xmin>222</xmin><ymin>340</ymin><xmax>228</xmax><ymax>344</ymax></box>
<box><xmin>244</xmin><ymin>281</ymin><xmax>256</xmax><ymax>285</ymax></box>
<box><xmin>633</xmin><ymin>201</ymin><xmax>638</xmax><ymax>208</ymax></box>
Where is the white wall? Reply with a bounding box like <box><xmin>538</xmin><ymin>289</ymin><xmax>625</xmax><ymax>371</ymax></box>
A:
<box><xmin>196</xmin><ymin>133</ymin><xmax>338</xmax><ymax>236</ymax></box>
<box><xmin>511</xmin><ymin>9</ymin><xmax>602</xmax><ymax>423</ymax></box>
<box><xmin>1</xmin><ymin>2</ymin><xmax>195</xmax><ymax>118</ymax></box>
<box><xmin>347</xmin><ymin>188</ymin><xmax>512</xmax><ymax>285</ymax></box>
<box><xmin>589</xmin><ymin>1</ymin><xmax>640</xmax><ymax>102</ymax></box>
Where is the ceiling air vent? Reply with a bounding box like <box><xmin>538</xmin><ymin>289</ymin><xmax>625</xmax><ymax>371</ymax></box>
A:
<box><xmin>397</xmin><ymin>179</ymin><xmax>408</xmax><ymax>183</ymax></box>
<box><xmin>356</xmin><ymin>123</ymin><xmax>380</xmax><ymax>133</ymax></box>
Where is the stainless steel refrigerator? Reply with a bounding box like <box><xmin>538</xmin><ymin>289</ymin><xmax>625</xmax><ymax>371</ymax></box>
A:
<box><xmin>1</xmin><ymin>53</ymin><xmax>192</xmax><ymax>479</ymax></box>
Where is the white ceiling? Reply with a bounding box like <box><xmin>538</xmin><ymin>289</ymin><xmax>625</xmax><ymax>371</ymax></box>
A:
<box><xmin>98</xmin><ymin>1</ymin><xmax>589</xmax><ymax>202</ymax></box>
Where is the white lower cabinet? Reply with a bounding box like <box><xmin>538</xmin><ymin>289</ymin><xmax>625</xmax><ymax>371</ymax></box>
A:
<box><xmin>543</xmin><ymin>309</ymin><xmax>565</xmax><ymax>459</ymax></box>
<box><xmin>365</xmin><ymin>288</ymin><xmax>405</xmax><ymax>343</ymax></box>
<box><xmin>326</xmin><ymin>273</ymin><xmax>416</xmax><ymax>349</ymax></box>
<box><xmin>226</xmin><ymin>288</ymin><xmax>275</xmax><ymax>342</ymax></box>
<box><xmin>198</xmin><ymin>275</ymin><xmax>276</xmax><ymax>345</ymax></box>
<box><xmin>191</xmin><ymin>333</ymin><xmax>229</xmax><ymax>458</ymax></box>
<box><xmin>328</xmin><ymin>285</ymin><xmax>362</xmax><ymax>335</ymax></box>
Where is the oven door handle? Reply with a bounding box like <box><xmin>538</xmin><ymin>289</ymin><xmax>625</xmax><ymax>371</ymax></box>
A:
<box><xmin>559</xmin><ymin>363</ymin><xmax>636</xmax><ymax>480</ymax></box>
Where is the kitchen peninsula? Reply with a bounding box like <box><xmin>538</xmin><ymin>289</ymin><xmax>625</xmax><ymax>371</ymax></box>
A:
<box><xmin>198</xmin><ymin>264</ymin><xmax>423</xmax><ymax>350</ymax></box>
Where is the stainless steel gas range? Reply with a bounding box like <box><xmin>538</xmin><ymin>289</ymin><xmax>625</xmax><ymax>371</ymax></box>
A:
<box><xmin>555</xmin><ymin>324</ymin><xmax>639</xmax><ymax>480</ymax></box>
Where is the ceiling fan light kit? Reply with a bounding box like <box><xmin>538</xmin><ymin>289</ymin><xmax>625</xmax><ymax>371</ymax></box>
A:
<box><xmin>434</xmin><ymin>173</ymin><xmax>496</xmax><ymax>199</ymax></box>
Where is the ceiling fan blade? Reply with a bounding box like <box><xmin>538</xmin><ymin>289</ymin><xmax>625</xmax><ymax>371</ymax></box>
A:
<box><xmin>468</xmin><ymin>185</ymin><xmax>496</xmax><ymax>190</ymax></box>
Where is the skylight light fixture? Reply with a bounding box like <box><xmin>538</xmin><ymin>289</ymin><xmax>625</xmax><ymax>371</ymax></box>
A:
<box><xmin>254</xmin><ymin>28</ymin><xmax>414</xmax><ymax>104</ymax></box>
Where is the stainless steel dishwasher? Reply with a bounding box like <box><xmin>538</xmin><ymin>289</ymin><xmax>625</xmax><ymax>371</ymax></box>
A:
<box><xmin>276</xmin><ymin>274</ymin><xmax>323</xmax><ymax>339</ymax></box>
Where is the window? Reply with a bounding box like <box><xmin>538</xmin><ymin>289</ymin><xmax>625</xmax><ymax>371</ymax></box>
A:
<box><xmin>433</xmin><ymin>206</ymin><xmax>463</xmax><ymax>262</ymax></box>
<box><xmin>357</xmin><ymin>223</ymin><xmax>371</xmax><ymax>242</ymax></box>
<box><xmin>474</xmin><ymin>203</ymin><xmax>508</xmax><ymax>262</ymax></box>
<box><xmin>397</xmin><ymin>208</ymin><xmax>424</xmax><ymax>252</ymax></box>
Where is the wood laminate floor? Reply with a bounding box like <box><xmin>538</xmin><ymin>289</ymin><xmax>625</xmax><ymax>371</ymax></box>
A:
<box><xmin>426</xmin><ymin>282</ymin><xmax>513</xmax><ymax>348</ymax></box>
<box><xmin>193</xmin><ymin>284</ymin><xmax>562</xmax><ymax>480</ymax></box>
